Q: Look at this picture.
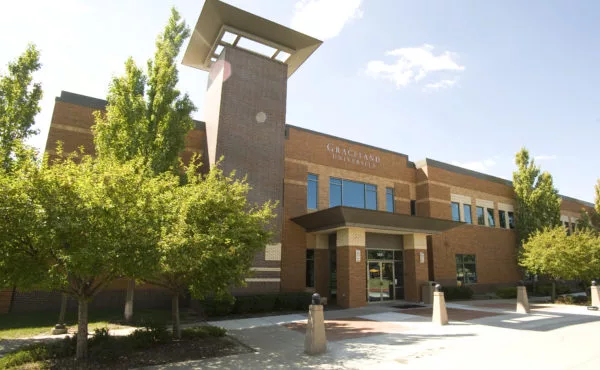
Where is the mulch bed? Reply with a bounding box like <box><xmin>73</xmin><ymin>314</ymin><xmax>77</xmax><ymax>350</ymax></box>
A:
<box><xmin>47</xmin><ymin>336</ymin><xmax>252</xmax><ymax>369</ymax></box>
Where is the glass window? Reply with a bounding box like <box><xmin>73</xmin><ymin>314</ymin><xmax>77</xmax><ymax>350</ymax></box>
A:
<box><xmin>508</xmin><ymin>211</ymin><xmax>515</xmax><ymax>229</ymax></box>
<box><xmin>307</xmin><ymin>174</ymin><xmax>318</xmax><ymax>209</ymax></box>
<box><xmin>476</xmin><ymin>206</ymin><xmax>485</xmax><ymax>225</ymax></box>
<box><xmin>367</xmin><ymin>250</ymin><xmax>394</xmax><ymax>260</ymax></box>
<box><xmin>487</xmin><ymin>208</ymin><xmax>495</xmax><ymax>227</ymax></box>
<box><xmin>410</xmin><ymin>200</ymin><xmax>416</xmax><ymax>216</ymax></box>
<box><xmin>329</xmin><ymin>178</ymin><xmax>377</xmax><ymax>210</ymax></box>
<box><xmin>365</xmin><ymin>184</ymin><xmax>377</xmax><ymax>210</ymax></box>
<box><xmin>499</xmin><ymin>210</ymin><xmax>506</xmax><ymax>228</ymax></box>
<box><xmin>463</xmin><ymin>204</ymin><xmax>472</xmax><ymax>224</ymax></box>
<box><xmin>451</xmin><ymin>202</ymin><xmax>461</xmax><ymax>221</ymax></box>
<box><xmin>330</xmin><ymin>178</ymin><xmax>342</xmax><ymax>207</ymax></box>
<box><xmin>456</xmin><ymin>254</ymin><xmax>477</xmax><ymax>285</ymax></box>
<box><xmin>386</xmin><ymin>187</ymin><xmax>394</xmax><ymax>213</ymax></box>
<box><xmin>306</xmin><ymin>249</ymin><xmax>315</xmax><ymax>288</ymax></box>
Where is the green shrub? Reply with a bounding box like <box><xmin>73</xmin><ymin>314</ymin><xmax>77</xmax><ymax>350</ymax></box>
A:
<box><xmin>129</xmin><ymin>321</ymin><xmax>170</xmax><ymax>349</ymax></box>
<box><xmin>496</xmin><ymin>287</ymin><xmax>517</xmax><ymax>299</ymax></box>
<box><xmin>530</xmin><ymin>283</ymin><xmax>571</xmax><ymax>296</ymax></box>
<box><xmin>181</xmin><ymin>325</ymin><xmax>226</xmax><ymax>339</ymax></box>
<box><xmin>199</xmin><ymin>297</ymin><xmax>234</xmax><ymax>316</ymax></box>
<box><xmin>0</xmin><ymin>344</ymin><xmax>49</xmax><ymax>368</ymax></box>
<box><xmin>555</xmin><ymin>295</ymin><xmax>590</xmax><ymax>305</ymax></box>
<box><xmin>442</xmin><ymin>286</ymin><xmax>474</xmax><ymax>301</ymax></box>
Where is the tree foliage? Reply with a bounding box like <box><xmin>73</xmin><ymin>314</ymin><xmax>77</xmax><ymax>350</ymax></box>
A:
<box><xmin>513</xmin><ymin>148</ymin><xmax>561</xmax><ymax>248</ymax></box>
<box><xmin>0</xmin><ymin>44</ymin><xmax>42</xmax><ymax>171</ymax></box>
<box><xmin>144</xmin><ymin>160</ymin><xmax>276</xmax><ymax>338</ymax></box>
<box><xmin>0</xmin><ymin>152</ymin><xmax>170</xmax><ymax>359</ymax></box>
<box><xmin>520</xmin><ymin>227</ymin><xmax>600</xmax><ymax>284</ymax></box>
<box><xmin>93</xmin><ymin>8</ymin><xmax>195</xmax><ymax>174</ymax></box>
<box><xmin>596</xmin><ymin>179</ymin><xmax>600</xmax><ymax>214</ymax></box>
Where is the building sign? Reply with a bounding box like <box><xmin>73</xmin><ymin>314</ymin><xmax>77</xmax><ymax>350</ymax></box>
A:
<box><xmin>326</xmin><ymin>143</ymin><xmax>381</xmax><ymax>169</ymax></box>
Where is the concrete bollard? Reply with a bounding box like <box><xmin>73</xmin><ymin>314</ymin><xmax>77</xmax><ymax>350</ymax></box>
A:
<box><xmin>516</xmin><ymin>281</ymin><xmax>530</xmax><ymax>314</ymax></box>
<box><xmin>432</xmin><ymin>284</ymin><xmax>448</xmax><ymax>325</ymax></box>
<box><xmin>591</xmin><ymin>281</ymin><xmax>600</xmax><ymax>307</ymax></box>
<box><xmin>305</xmin><ymin>293</ymin><xmax>326</xmax><ymax>355</ymax></box>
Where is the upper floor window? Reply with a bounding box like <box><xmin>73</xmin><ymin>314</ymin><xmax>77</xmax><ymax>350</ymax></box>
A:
<box><xmin>499</xmin><ymin>210</ymin><xmax>507</xmax><ymax>228</ymax></box>
<box><xmin>451</xmin><ymin>202</ymin><xmax>461</xmax><ymax>221</ymax></box>
<box><xmin>476</xmin><ymin>206</ymin><xmax>485</xmax><ymax>225</ymax></box>
<box><xmin>487</xmin><ymin>208</ymin><xmax>495</xmax><ymax>227</ymax></box>
<box><xmin>307</xmin><ymin>174</ymin><xmax>318</xmax><ymax>210</ymax></box>
<box><xmin>508</xmin><ymin>211</ymin><xmax>515</xmax><ymax>229</ymax></box>
<box><xmin>463</xmin><ymin>204</ymin><xmax>472</xmax><ymax>224</ymax></box>
<box><xmin>330</xmin><ymin>178</ymin><xmax>377</xmax><ymax>210</ymax></box>
<box><xmin>386</xmin><ymin>187</ymin><xmax>394</xmax><ymax>213</ymax></box>
<box><xmin>410</xmin><ymin>200</ymin><xmax>416</xmax><ymax>216</ymax></box>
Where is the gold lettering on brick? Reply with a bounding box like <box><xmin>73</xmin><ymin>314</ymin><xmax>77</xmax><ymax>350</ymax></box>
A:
<box><xmin>326</xmin><ymin>143</ymin><xmax>381</xmax><ymax>168</ymax></box>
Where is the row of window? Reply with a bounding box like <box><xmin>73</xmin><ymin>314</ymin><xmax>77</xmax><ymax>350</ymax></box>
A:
<box><xmin>308</xmin><ymin>174</ymin><xmax>415</xmax><ymax>215</ymax></box>
<box><xmin>451</xmin><ymin>202</ymin><xmax>514</xmax><ymax>229</ymax></box>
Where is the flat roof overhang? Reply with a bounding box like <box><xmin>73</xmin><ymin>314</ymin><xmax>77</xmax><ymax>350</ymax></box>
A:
<box><xmin>182</xmin><ymin>0</ymin><xmax>322</xmax><ymax>78</ymax></box>
<box><xmin>291</xmin><ymin>206</ymin><xmax>464</xmax><ymax>234</ymax></box>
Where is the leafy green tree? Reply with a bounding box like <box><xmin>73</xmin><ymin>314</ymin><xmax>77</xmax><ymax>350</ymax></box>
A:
<box><xmin>92</xmin><ymin>7</ymin><xmax>196</xmax><ymax>321</ymax></box>
<box><xmin>0</xmin><ymin>44</ymin><xmax>42</xmax><ymax>171</ymax></box>
<box><xmin>596</xmin><ymin>179</ymin><xmax>599</xmax><ymax>214</ymax></box>
<box><xmin>520</xmin><ymin>227</ymin><xmax>600</xmax><ymax>289</ymax></box>
<box><xmin>513</xmin><ymin>148</ymin><xmax>562</xmax><ymax>248</ymax></box>
<box><xmin>143</xmin><ymin>161</ymin><xmax>275</xmax><ymax>338</ymax></box>
<box><xmin>0</xmin><ymin>153</ymin><xmax>170</xmax><ymax>359</ymax></box>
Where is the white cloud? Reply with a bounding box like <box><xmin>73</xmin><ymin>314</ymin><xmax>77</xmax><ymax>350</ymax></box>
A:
<box><xmin>366</xmin><ymin>44</ymin><xmax>464</xmax><ymax>89</ymax></box>
<box><xmin>534</xmin><ymin>155</ymin><xmax>557</xmax><ymax>161</ymax></box>
<box><xmin>452</xmin><ymin>158</ymin><xmax>497</xmax><ymax>172</ymax></box>
<box><xmin>291</xmin><ymin>0</ymin><xmax>363</xmax><ymax>40</ymax></box>
<box><xmin>424</xmin><ymin>78</ymin><xmax>458</xmax><ymax>91</ymax></box>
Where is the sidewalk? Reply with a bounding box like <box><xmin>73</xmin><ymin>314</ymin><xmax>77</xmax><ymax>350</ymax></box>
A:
<box><xmin>143</xmin><ymin>300</ymin><xmax>600</xmax><ymax>370</ymax></box>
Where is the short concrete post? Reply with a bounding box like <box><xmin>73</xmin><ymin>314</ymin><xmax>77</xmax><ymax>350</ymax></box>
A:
<box><xmin>516</xmin><ymin>281</ymin><xmax>530</xmax><ymax>314</ymax></box>
<box><xmin>432</xmin><ymin>284</ymin><xmax>448</xmax><ymax>325</ymax></box>
<box><xmin>591</xmin><ymin>281</ymin><xmax>600</xmax><ymax>307</ymax></box>
<box><xmin>305</xmin><ymin>293</ymin><xmax>326</xmax><ymax>355</ymax></box>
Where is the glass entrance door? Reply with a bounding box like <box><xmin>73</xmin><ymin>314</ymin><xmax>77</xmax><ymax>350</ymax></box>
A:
<box><xmin>367</xmin><ymin>261</ymin><xmax>394</xmax><ymax>302</ymax></box>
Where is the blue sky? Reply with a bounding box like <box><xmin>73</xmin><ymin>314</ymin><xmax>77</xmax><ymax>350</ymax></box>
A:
<box><xmin>0</xmin><ymin>0</ymin><xmax>598</xmax><ymax>203</ymax></box>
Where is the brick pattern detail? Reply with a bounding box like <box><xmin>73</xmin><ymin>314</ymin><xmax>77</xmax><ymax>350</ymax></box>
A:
<box><xmin>265</xmin><ymin>243</ymin><xmax>282</xmax><ymax>261</ymax></box>
<box><xmin>403</xmin><ymin>249</ymin><xmax>429</xmax><ymax>302</ymax></box>
<box><xmin>336</xmin><ymin>245</ymin><xmax>366</xmax><ymax>308</ymax></box>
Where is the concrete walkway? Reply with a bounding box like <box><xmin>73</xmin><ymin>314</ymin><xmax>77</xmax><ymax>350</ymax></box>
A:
<box><xmin>143</xmin><ymin>300</ymin><xmax>600</xmax><ymax>370</ymax></box>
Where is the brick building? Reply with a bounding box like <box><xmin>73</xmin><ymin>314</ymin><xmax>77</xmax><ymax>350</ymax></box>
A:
<box><xmin>1</xmin><ymin>0</ymin><xmax>595</xmax><ymax>313</ymax></box>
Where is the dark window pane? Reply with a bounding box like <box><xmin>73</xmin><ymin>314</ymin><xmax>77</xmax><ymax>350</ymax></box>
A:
<box><xmin>499</xmin><ymin>210</ymin><xmax>506</xmax><ymax>228</ymax></box>
<box><xmin>456</xmin><ymin>254</ymin><xmax>477</xmax><ymax>285</ymax></box>
<box><xmin>410</xmin><ymin>200</ymin><xmax>416</xmax><ymax>216</ymax></box>
<box><xmin>307</xmin><ymin>174</ymin><xmax>318</xmax><ymax>209</ymax></box>
<box><xmin>487</xmin><ymin>208</ymin><xmax>495</xmax><ymax>227</ymax></box>
<box><xmin>306</xmin><ymin>249</ymin><xmax>315</xmax><ymax>288</ymax></box>
<box><xmin>386</xmin><ymin>187</ymin><xmax>394</xmax><ymax>213</ymax></box>
<box><xmin>342</xmin><ymin>180</ymin><xmax>365</xmax><ymax>208</ymax></box>
<box><xmin>463</xmin><ymin>204</ymin><xmax>472</xmax><ymax>224</ymax></box>
<box><xmin>451</xmin><ymin>202</ymin><xmax>461</xmax><ymax>221</ymax></box>
<box><xmin>394</xmin><ymin>251</ymin><xmax>403</xmax><ymax>261</ymax></box>
<box><xmin>476</xmin><ymin>207</ymin><xmax>485</xmax><ymax>225</ymax></box>
<box><xmin>507</xmin><ymin>212</ymin><xmax>515</xmax><ymax>229</ymax></box>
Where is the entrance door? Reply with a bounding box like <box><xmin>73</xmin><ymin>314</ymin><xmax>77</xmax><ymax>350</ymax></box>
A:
<box><xmin>367</xmin><ymin>261</ymin><xmax>394</xmax><ymax>302</ymax></box>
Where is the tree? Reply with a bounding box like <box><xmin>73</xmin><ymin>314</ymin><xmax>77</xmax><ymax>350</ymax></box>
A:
<box><xmin>143</xmin><ymin>161</ymin><xmax>275</xmax><ymax>338</ymax></box>
<box><xmin>520</xmin><ymin>227</ymin><xmax>600</xmax><ymax>289</ymax></box>
<box><xmin>513</xmin><ymin>148</ymin><xmax>562</xmax><ymax>248</ymax></box>
<box><xmin>596</xmin><ymin>179</ymin><xmax>600</xmax><ymax>214</ymax></box>
<box><xmin>92</xmin><ymin>7</ymin><xmax>196</xmax><ymax>321</ymax></box>
<box><xmin>0</xmin><ymin>44</ymin><xmax>42</xmax><ymax>171</ymax></box>
<box><xmin>0</xmin><ymin>153</ymin><xmax>170</xmax><ymax>359</ymax></box>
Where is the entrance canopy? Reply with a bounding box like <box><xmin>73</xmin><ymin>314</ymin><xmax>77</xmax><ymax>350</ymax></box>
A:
<box><xmin>291</xmin><ymin>206</ymin><xmax>463</xmax><ymax>234</ymax></box>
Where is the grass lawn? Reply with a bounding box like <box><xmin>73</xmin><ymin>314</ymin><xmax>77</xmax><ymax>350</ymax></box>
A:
<box><xmin>0</xmin><ymin>308</ymin><xmax>172</xmax><ymax>340</ymax></box>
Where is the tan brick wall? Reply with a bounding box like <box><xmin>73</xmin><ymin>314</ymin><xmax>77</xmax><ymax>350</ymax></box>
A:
<box><xmin>403</xmin><ymin>249</ymin><xmax>428</xmax><ymax>302</ymax></box>
<box><xmin>336</xmin><ymin>245</ymin><xmax>366</xmax><ymax>308</ymax></box>
<box><xmin>315</xmin><ymin>249</ymin><xmax>329</xmax><ymax>298</ymax></box>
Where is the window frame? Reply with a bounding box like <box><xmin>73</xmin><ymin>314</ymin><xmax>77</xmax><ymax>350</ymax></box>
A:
<box><xmin>329</xmin><ymin>177</ymin><xmax>378</xmax><ymax>210</ymax></box>
<box><xmin>463</xmin><ymin>204</ymin><xmax>472</xmax><ymax>224</ymax></box>
<box><xmin>451</xmin><ymin>202</ymin><xmax>461</xmax><ymax>222</ymax></box>
<box><xmin>476</xmin><ymin>206</ymin><xmax>485</xmax><ymax>225</ymax></box>
<box><xmin>499</xmin><ymin>210</ymin><xmax>506</xmax><ymax>228</ymax></box>
<box><xmin>385</xmin><ymin>187</ymin><xmax>394</xmax><ymax>213</ymax></box>
<box><xmin>486</xmin><ymin>208</ymin><xmax>495</xmax><ymax>227</ymax></box>
<box><xmin>456</xmin><ymin>254</ymin><xmax>477</xmax><ymax>285</ymax></box>
<box><xmin>507</xmin><ymin>211</ymin><xmax>515</xmax><ymax>229</ymax></box>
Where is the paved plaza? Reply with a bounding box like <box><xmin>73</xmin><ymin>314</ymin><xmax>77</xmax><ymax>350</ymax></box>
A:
<box><xmin>145</xmin><ymin>299</ymin><xmax>600</xmax><ymax>370</ymax></box>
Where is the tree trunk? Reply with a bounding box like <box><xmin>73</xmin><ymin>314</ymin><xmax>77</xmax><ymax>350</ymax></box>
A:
<box><xmin>551</xmin><ymin>281</ymin><xmax>556</xmax><ymax>302</ymax></box>
<box><xmin>76</xmin><ymin>297</ymin><xmax>88</xmax><ymax>360</ymax></box>
<box><xmin>172</xmin><ymin>294</ymin><xmax>181</xmax><ymax>339</ymax></box>
<box><xmin>58</xmin><ymin>293</ymin><xmax>68</xmax><ymax>324</ymax></box>
<box><xmin>124</xmin><ymin>279</ymin><xmax>135</xmax><ymax>322</ymax></box>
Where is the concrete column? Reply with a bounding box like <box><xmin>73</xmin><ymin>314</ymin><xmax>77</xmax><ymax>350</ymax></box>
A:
<box><xmin>591</xmin><ymin>281</ymin><xmax>600</xmax><ymax>307</ymax></box>
<box><xmin>516</xmin><ymin>285</ymin><xmax>530</xmax><ymax>314</ymax></box>
<box><xmin>304</xmin><ymin>304</ymin><xmax>326</xmax><ymax>355</ymax></box>
<box><xmin>336</xmin><ymin>228</ymin><xmax>366</xmax><ymax>308</ymax></box>
<box><xmin>432</xmin><ymin>286</ymin><xmax>448</xmax><ymax>325</ymax></box>
<box><xmin>403</xmin><ymin>234</ymin><xmax>429</xmax><ymax>302</ymax></box>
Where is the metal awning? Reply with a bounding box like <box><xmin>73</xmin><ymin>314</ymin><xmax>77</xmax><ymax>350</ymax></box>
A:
<box><xmin>291</xmin><ymin>206</ymin><xmax>464</xmax><ymax>234</ymax></box>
